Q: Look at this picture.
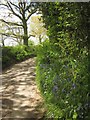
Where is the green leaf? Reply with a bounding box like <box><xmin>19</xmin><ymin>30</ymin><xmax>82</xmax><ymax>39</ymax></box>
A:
<box><xmin>73</xmin><ymin>111</ymin><xmax>78</xmax><ymax>119</ymax></box>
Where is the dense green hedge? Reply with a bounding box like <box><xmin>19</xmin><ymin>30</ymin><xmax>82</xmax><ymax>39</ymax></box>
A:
<box><xmin>36</xmin><ymin>40</ymin><xmax>89</xmax><ymax>119</ymax></box>
<box><xmin>36</xmin><ymin>2</ymin><xmax>90</xmax><ymax>119</ymax></box>
<box><xmin>2</xmin><ymin>44</ymin><xmax>36</xmax><ymax>70</ymax></box>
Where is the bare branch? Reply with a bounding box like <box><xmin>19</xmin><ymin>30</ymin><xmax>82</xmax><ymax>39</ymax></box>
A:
<box><xmin>9</xmin><ymin>2</ymin><xmax>19</xmax><ymax>9</ymax></box>
<box><xmin>25</xmin><ymin>3</ymin><xmax>31</xmax><ymax>12</ymax></box>
<box><xmin>26</xmin><ymin>9</ymin><xmax>37</xmax><ymax>21</ymax></box>
<box><xmin>0</xmin><ymin>3</ymin><xmax>8</xmax><ymax>8</ymax></box>
<box><xmin>28</xmin><ymin>34</ymin><xmax>35</xmax><ymax>39</ymax></box>
<box><xmin>0</xmin><ymin>32</ymin><xmax>23</xmax><ymax>40</ymax></box>
<box><xmin>7</xmin><ymin>2</ymin><xmax>22</xmax><ymax>20</ymax></box>
<box><xmin>0</xmin><ymin>19</ymin><xmax>23</xmax><ymax>27</ymax></box>
<box><xmin>0</xmin><ymin>33</ymin><xmax>10</xmax><ymax>37</ymax></box>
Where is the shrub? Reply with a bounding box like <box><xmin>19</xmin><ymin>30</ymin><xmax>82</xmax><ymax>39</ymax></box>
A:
<box><xmin>2</xmin><ymin>44</ymin><xmax>36</xmax><ymax>70</ymax></box>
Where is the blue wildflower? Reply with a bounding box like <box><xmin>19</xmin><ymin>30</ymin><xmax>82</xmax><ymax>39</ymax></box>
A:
<box><xmin>52</xmin><ymin>85</ymin><xmax>58</xmax><ymax>93</ymax></box>
<box><xmin>72</xmin><ymin>83</ymin><xmax>76</xmax><ymax>89</ymax></box>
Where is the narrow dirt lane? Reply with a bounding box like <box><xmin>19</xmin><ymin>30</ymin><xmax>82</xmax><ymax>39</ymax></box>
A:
<box><xmin>1</xmin><ymin>58</ymin><xmax>46</xmax><ymax>120</ymax></box>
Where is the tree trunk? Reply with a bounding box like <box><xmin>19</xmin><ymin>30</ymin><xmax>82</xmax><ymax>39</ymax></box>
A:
<box><xmin>39</xmin><ymin>35</ymin><xmax>42</xmax><ymax>44</ymax></box>
<box><xmin>2</xmin><ymin>35</ymin><xmax>5</xmax><ymax>46</ymax></box>
<box><xmin>21</xmin><ymin>4</ymin><xmax>28</xmax><ymax>46</ymax></box>
<box><xmin>23</xmin><ymin>21</ymin><xmax>28</xmax><ymax>46</ymax></box>
<box><xmin>2</xmin><ymin>40</ymin><xmax>5</xmax><ymax>46</ymax></box>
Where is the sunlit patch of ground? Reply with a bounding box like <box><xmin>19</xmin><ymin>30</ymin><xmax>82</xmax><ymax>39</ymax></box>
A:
<box><xmin>0</xmin><ymin>58</ymin><xmax>46</xmax><ymax>119</ymax></box>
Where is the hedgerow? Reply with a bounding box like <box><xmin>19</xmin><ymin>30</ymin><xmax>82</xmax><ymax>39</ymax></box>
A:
<box><xmin>36</xmin><ymin>2</ymin><xmax>90</xmax><ymax>119</ymax></box>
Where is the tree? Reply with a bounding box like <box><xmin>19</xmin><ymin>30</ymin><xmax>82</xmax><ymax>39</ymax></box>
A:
<box><xmin>30</xmin><ymin>14</ymin><xmax>47</xmax><ymax>44</ymax></box>
<box><xmin>0</xmin><ymin>0</ymin><xmax>38</xmax><ymax>46</ymax></box>
<box><xmin>0</xmin><ymin>21</ymin><xmax>8</xmax><ymax>46</ymax></box>
<box><xmin>0</xmin><ymin>20</ymin><xmax>24</xmax><ymax>46</ymax></box>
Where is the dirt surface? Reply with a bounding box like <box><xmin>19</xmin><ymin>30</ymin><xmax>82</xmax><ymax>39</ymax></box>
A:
<box><xmin>0</xmin><ymin>58</ymin><xmax>46</xmax><ymax>120</ymax></box>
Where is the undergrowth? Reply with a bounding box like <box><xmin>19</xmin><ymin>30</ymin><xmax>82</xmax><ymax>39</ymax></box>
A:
<box><xmin>36</xmin><ymin>40</ymin><xmax>89</xmax><ymax>119</ymax></box>
<box><xmin>2</xmin><ymin>43</ymin><xmax>36</xmax><ymax>70</ymax></box>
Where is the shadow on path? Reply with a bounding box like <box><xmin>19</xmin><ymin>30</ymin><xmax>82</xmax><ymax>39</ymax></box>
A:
<box><xmin>0</xmin><ymin>58</ymin><xmax>46</xmax><ymax>119</ymax></box>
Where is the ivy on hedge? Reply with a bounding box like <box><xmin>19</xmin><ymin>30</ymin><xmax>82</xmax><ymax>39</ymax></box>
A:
<box><xmin>36</xmin><ymin>2</ymin><xmax>90</xmax><ymax>119</ymax></box>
